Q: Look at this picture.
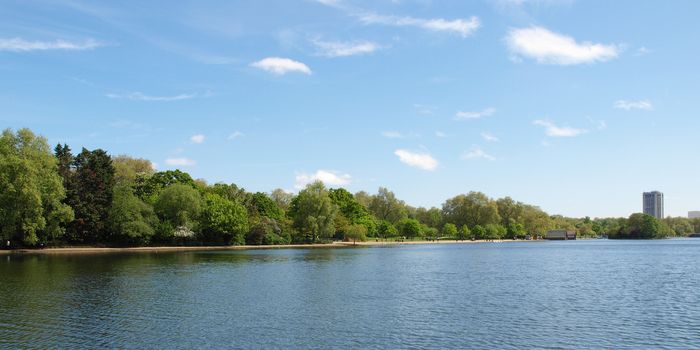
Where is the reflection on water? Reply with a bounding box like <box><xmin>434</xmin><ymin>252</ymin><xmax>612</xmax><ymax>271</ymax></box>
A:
<box><xmin>2</xmin><ymin>240</ymin><xmax>700</xmax><ymax>349</ymax></box>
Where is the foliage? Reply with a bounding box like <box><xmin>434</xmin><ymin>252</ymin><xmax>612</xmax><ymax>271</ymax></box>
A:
<box><xmin>396</xmin><ymin>218</ymin><xmax>422</xmax><ymax>238</ymax></box>
<box><xmin>0</xmin><ymin>129</ymin><xmax>74</xmax><ymax>245</ymax></box>
<box><xmin>246</xmin><ymin>217</ymin><xmax>290</xmax><ymax>245</ymax></box>
<box><xmin>289</xmin><ymin>181</ymin><xmax>337</xmax><ymax>243</ymax></box>
<box><xmin>377</xmin><ymin>220</ymin><xmax>398</xmax><ymax>238</ymax></box>
<box><xmin>442</xmin><ymin>192</ymin><xmax>501</xmax><ymax>229</ymax></box>
<box><xmin>345</xmin><ymin>224</ymin><xmax>367</xmax><ymax>244</ymax></box>
<box><xmin>457</xmin><ymin>225</ymin><xmax>471</xmax><ymax>240</ymax></box>
<box><xmin>108</xmin><ymin>185</ymin><xmax>157</xmax><ymax>245</ymax></box>
<box><xmin>199</xmin><ymin>193</ymin><xmax>249</xmax><ymax>245</ymax></box>
<box><xmin>249</xmin><ymin>192</ymin><xmax>284</xmax><ymax>221</ymax></box>
<box><xmin>369</xmin><ymin>187</ymin><xmax>407</xmax><ymax>224</ymax></box>
<box><xmin>442</xmin><ymin>223</ymin><xmax>458</xmax><ymax>237</ymax></box>
<box><xmin>135</xmin><ymin>170</ymin><xmax>195</xmax><ymax>203</ymax></box>
<box><xmin>112</xmin><ymin>155</ymin><xmax>154</xmax><ymax>186</ymax></box>
<box><xmin>154</xmin><ymin>184</ymin><xmax>202</xmax><ymax>229</ymax></box>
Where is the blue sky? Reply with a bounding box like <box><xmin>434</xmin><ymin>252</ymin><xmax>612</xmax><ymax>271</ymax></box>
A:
<box><xmin>2</xmin><ymin>0</ymin><xmax>699</xmax><ymax>218</ymax></box>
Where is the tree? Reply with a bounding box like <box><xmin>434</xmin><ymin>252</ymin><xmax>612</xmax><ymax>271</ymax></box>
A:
<box><xmin>154</xmin><ymin>184</ymin><xmax>202</xmax><ymax>231</ymax></box>
<box><xmin>270</xmin><ymin>188</ymin><xmax>294</xmax><ymax>212</ymax></box>
<box><xmin>0</xmin><ymin>129</ymin><xmax>74</xmax><ymax>245</ymax></box>
<box><xmin>369</xmin><ymin>187</ymin><xmax>407</xmax><ymax>224</ymax></box>
<box><xmin>472</xmin><ymin>225</ymin><xmax>486</xmax><ymax>240</ymax></box>
<box><xmin>199</xmin><ymin>193</ymin><xmax>249</xmax><ymax>245</ymax></box>
<box><xmin>442</xmin><ymin>192</ymin><xmax>501</xmax><ymax>229</ymax></box>
<box><xmin>396</xmin><ymin>218</ymin><xmax>422</xmax><ymax>238</ymax></box>
<box><xmin>625</xmin><ymin>213</ymin><xmax>660</xmax><ymax>239</ymax></box>
<box><xmin>345</xmin><ymin>224</ymin><xmax>367</xmax><ymax>244</ymax></box>
<box><xmin>496</xmin><ymin>197</ymin><xmax>524</xmax><ymax>228</ymax></box>
<box><xmin>249</xmin><ymin>192</ymin><xmax>284</xmax><ymax>221</ymax></box>
<box><xmin>246</xmin><ymin>217</ymin><xmax>290</xmax><ymax>245</ymax></box>
<box><xmin>507</xmin><ymin>222</ymin><xmax>526</xmax><ymax>239</ymax></box>
<box><xmin>377</xmin><ymin>220</ymin><xmax>398</xmax><ymax>239</ymax></box>
<box><xmin>65</xmin><ymin>148</ymin><xmax>115</xmax><ymax>242</ymax></box>
<box><xmin>457</xmin><ymin>224</ymin><xmax>471</xmax><ymax>240</ymax></box>
<box><xmin>484</xmin><ymin>223</ymin><xmax>507</xmax><ymax>240</ymax></box>
<box><xmin>112</xmin><ymin>155</ymin><xmax>154</xmax><ymax>186</ymax></box>
<box><xmin>415</xmin><ymin>207</ymin><xmax>442</xmax><ymax>229</ymax></box>
<box><xmin>289</xmin><ymin>181</ymin><xmax>337</xmax><ymax>243</ymax></box>
<box><xmin>108</xmin><ymin>185</ymin><xmax>157</xmax><ymax>245</ymax></box>
<box><xmin>135</xmin><ymin>170</ymin><xmax>195</xmax><ymax>203</ymax></box>
<box><xmin>442</xmin><ymin>223</ymin><xmax>458</xmax><ymax>238</ymax></box>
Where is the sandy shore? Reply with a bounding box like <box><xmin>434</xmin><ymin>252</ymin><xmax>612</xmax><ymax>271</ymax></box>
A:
<box><xmin>0</xmin><ymin>239</ymin><xmax>531</xmax><ymax>255</ymax></box>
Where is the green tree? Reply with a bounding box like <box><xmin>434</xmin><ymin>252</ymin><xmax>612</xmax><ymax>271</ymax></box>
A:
<box><xmin>270</xmin><ymin>188</ymin><xmax>294</xmax><ymax>212</ymax></box>
<box><xmin>154</xmin><ymin>184</ymin><xmax>202</xmax><ymax>231</ymax></box>
<box><xmin>0</xmin><ymin>129</ymin><xmax>74</xmax><ymax>245</ymax></box>
<box><xmin>112</xmin><ymin>155</ymin><xmax>154</xmax><ymax>186</ymax></box>
<box><xmin>345</xmin><ymin>224</ymin><xmax>367</xmax><ymax>244</ymax></box>
<box><xmin>199</xmin><ymin>193</ymin><xmax>249</xmax><ymax>245</ymax></box>
<box><xmin>472</xmin><ymin>225</ymin><xmax>486</xmax><ymax>240</ymax></box>
<box><xmin>442</xmin><ymin>192</ymin><xmax>501</xmax><ymax>229</ymax></box>
<box><xmin>135</xmin><ymin>170</ymin><xmax>195</xmax><ymax>203</ymax></box>
<box><xmin>484</xmin><ymin>223</ymin><xmax>507</xmax><ymax>240</ymax></box>
<box><xmin>65</xmin><ymin>147</ymin><xmax>115</xmax><ymax>242</ymax></box>
<box><xmin>396</xmin><ymin>218</ymin><xmax>422</xmax><ymax>238</ymax></box>
<box><xmin>507</xmin><ymin>222</ymin><xmax>526</xmax><ymax>239</ymax></box>
<box><xmin>377</xmin><ymin>220</ymin><xmax>398</xmax><ymax>239</ymax></box>
<box><xmin>249</xmin><ymin>192</ymin><xmax>284</xmax><ymax>221</ymax></box>
<box><xmin>625</xmin><ymin>213</ymin><xmax>660</xmax><ymax>239</ymax></box>
<box><xmin>246</xmin><ymin>217</ymin><xmax>290</xmax><ymax>245</ymax></box>
<box><xmin>415</xmin><ymin>207</ymin><xmax>443</xmax><ymax>229</ymax></box>
<box><xmin>108</xmin><ymin>185</ymin><xmax>157</xmax><ymax>245</ymax></box>
<box><xmin>442</xmin><ymin>223</ymin><xmax>458</xmax><ymax>238</ymax></box>
<box><xmin>289</xmin><ymin>181</ymin><xmax>337</xmax><ymax>243</ymax></box>
<box><xmin>369</xmin><ymin>187</ymin><xmax>407</xmax><ymax>224</ymax></box>
<box><xmin>457</xmin><ymin>224</ymin><xmax>471</xmax><ymax>240</ymax></box>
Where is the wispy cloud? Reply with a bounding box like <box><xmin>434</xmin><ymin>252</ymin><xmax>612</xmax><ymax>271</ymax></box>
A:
<box><xmin>381</xmin><ymin>131</ymin><xmax>418</xmax><ymax>139</ymax></box>
<box><xmin>228</xmin><ymin>131</ymin><xmax>245</xmax><ymax>140</ymax></box>
<box><xmin>506</xmin><ymin>26</ymin><xmax>619</xmax><ymax>65</ymax></box>
<box><xmin>106</xmin><ymin>92</ymin><xmax>197</xmax><ymax>102</ymax></box>
<box><xmin>0</xmin><ymin>37</ymin><xmax>103</xmax><ymax>52</ymax></box>
<box><xmin>295</xmin><ymin>169</ymin><xmax>351</xmax><ymax>189</ymax></box>
<box><xmin>250</xmin><ymin>57</ymin><xmax>311</xmax><ymax>75</ymax></box>
<box><xmin>358</xmin><ymin>13</ymin><xmax>480</xmax><ymax>37</ymax></box>
<box><xmin>165</xmin><ymin>157</ymin><xmax>196</xmax><ymax>166</ymax></box>
<box><xmin>312</xmin><ymin>39</ymin><xmax>380</xmax><ymax>57</ymax></box>
<box><xmin>481</xmin><ymin>132</ymin><xmax>500</xmax><ymax>142</ymax></box>
<box><xmin>394</xmin><ymin>149</ymin><xmax>438</xmax><ymax>171</ymax></box>
<box><xmin>414</xmin><ymin>104</ymin><xmax>437</xmax><ymax>116</ymax></box>
<box><xmin>190</xmin><ymin>134</ymin><xmax>205</xmax><ymax>144</ymax></box>
<box><xmin>533</xmin><ymin>120</ymin><xmax>587</xmax><ymax>137</ymax></box>
<box><xmin>455</xmin><ymin>107</ymin><xmax>496</xmax><ymax>120</ymax></box>
<box><xmin>614</xmin><ymin>99</ymin><xmax>653</xmax><ymax>111</ymax></box>
<box><xmin>461</xmin><ymin>146</ymin><xmax>496</xmax><ymax>161</ymax></box>
<box><xmin>435</xmin><ymin>131</ymin><xmax>447</xmax><ymax>138</ymax></box>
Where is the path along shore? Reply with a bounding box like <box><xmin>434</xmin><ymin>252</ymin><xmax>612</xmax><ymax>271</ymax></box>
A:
<box><xmin>0</xmin><ymin>239</ymin><xmax>532</xmax><ymax>255</ymax></box>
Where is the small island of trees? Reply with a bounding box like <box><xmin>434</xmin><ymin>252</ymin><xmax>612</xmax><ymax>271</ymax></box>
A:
<box><xmin>1</xmin><ymin>128</ymin><xmax>697</xmax><ymax>248</ymax></box>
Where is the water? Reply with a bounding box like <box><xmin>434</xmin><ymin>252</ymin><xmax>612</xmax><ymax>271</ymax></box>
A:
<box><xmin>2</xmin><ymin>239</ymin><xmax>700</xmax><ymax>349</ymax></box>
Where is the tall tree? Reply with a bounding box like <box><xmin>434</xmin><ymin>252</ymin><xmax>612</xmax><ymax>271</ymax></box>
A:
<box><xmin>108</xmin><ymin>185</ymin><xmax>158</xmax><ymax>245</ymax></box>
<box><xmin>112</xmin><ymin>155</ymin><xmax>154</xmax><ymax>186</ymax></box>
<box><xmin>0</xmin><ymin>129</ymin><xmax>74</xmax><ymax>245</ymax></box>
<box><xmin>134</xmin><ymin>169</ymin><xmax>195</xmax><ymax>203</ymax></box>
<box><xmin>199</xmin><ymin>193</ymin><xmax>249</xmax><ymax>245</ymax></box>
<box><xmin>289</xmin><ymin>181</ymin><xmax>337</xmax><ymax>243</ymax></box>
<box><xmin>369</xmin><ymin>187</ymin><xmax>407</xmax><ymax>224</ymax></box>
<box><xmin>442</xmin><ymin>192</ymin><xmax>501</xmax><ymax>229</ymax></box>
<box><xmin>66</xmin><ymin>148</ymin><xmax>115</xmax><ymax>242</ymax></box>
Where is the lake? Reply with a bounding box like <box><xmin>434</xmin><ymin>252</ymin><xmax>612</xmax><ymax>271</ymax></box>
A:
<box><xmin>2</xmin><ymin>239</ymin><xmax>700</xmax><ymax>349</ymax></box>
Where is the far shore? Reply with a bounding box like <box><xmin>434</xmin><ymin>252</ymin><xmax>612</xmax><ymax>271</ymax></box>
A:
<box><xmin>0</xmin><ymin>239</ymin><xmax>534</xmax><ymax>255</ymax></box>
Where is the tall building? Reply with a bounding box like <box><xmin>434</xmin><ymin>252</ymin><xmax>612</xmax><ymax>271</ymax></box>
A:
<box><xmin>689</xmin><ymin>211</ymin><xmax>700</xmax><ymax>219</ymax></box>
<box><xmin>643</xmin><ymin>191</ymin><xmax>664</xmax><ymax>219</ymax></box>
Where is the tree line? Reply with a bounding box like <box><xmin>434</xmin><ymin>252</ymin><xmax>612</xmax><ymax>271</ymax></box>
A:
<box><xmin>1</xmin><ymin>128</ymin><xmax>697</xmax><ymax>247</ymax></box>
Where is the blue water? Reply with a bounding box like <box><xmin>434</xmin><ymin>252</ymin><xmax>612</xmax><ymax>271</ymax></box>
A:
<box><xmin>2</xmin><ymin>239</ymin><xmax>700</xmax><ymax>349</ymax></box>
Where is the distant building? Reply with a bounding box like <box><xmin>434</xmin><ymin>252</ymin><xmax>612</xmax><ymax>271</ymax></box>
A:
<box><xmin>643</xmin><ymin>191</ymin><xmax>664</xmax><ymax>219</ymax></box>
<box><xmin>545</xmin><ymin>230</ymin><xmax>576</xmax><ymax>240</ymax></box>
<box><xmin>689</xmin><ymin>211</ymin><xmax>700</xmax><ymax>219</ymax></box>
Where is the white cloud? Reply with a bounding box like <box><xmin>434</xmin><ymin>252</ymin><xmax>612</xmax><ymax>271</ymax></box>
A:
<box><xmin>250</xmin><ymin>57</ymin><xmax>311</xmax><ymax>75</ymax></box>
<box><xmin>614</xmin><ymin>99</ymin><xmax>653</xmax><ymax>111</ymax></box>
<box><xmin>228</xmin><ymin>131</ymin><xmax>245</xmax><ymax>140</ymax></box>
<box><xmin>190</xmin><ymin>134</ymin><xmax>205</xmax><ymax>144</ymax></box>
<box><xmin>481</xmin><ymin>132</ymin><xmax>500</xmax><ymax>142</ymax></box>
<box><xmin>358</xmin><ymin>13</ymin><xmax>480</xmax><ymax>37</ymax></box>
<box><xmin>312</xmin><ymin>39</ymin><xmax>380</xmax><ymax>57</ymax></box>
<box><xmin>165</xmin><ymin>157</ymin><xmax>196</xmax><ymax>166</ymax></box>
<box><xmin>106</xmin><ymin>92</ymin><xmax>196</xmax><ymax>102</ymax></box>
<box><xmin>0</xmin><ymin>37</ymin><xmax>102</xmax><ymax>52</ymax></box>
<box><xmin>394</xmin><ymin>149</ymin><xmax>438</xmax><ymax>171</ymax></box>
<box><xmin>506</xmin><ymin>26</ymin><xmax>619</xmax><ymax>65</ymax></box>
<box><xmin>382</xmin><ymin>131</ymin><xmax>404</xmax><ymax>138</ymax></box>
<box><xmin>295</xmin><ymin>169</ymin><xmax>351</xmax><ymax>189</ymax></box>
<box><xmin>435</xmin><ymin>131</ymin><xmax>447</xmax><ymax>138</ymax></box>
<box><xmin>455</xmin><ymin>107</ymin><xmax>496</xmax><ymax>120</ymax></box>
<box><xmin>461</xmin><ymin>146</ymin><xmax>496</xmax><ymax>161</ymax></box>
<box><xmin>635</xmin><ymin>46</ymin><xmax>651</xmax><ymax>56</ymax></box>
<box><xmin>414</xmin><ymin>104</ymin><xmax>437</xmax><ymax>116</ymax></box>
<box><xmin>533</xmin><ymin>119</ymin><xmax>587</xmax><ymax>137</ymax></box>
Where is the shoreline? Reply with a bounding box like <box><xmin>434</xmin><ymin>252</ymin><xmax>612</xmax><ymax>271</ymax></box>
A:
<box><xmin>0</xmin><ymin>239</ymin><xmax>529</xmax><ymax>255</ymax></box>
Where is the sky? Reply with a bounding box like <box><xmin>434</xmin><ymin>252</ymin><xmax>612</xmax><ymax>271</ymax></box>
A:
<box><xmin>1</xmin><ymin>0</ymin><xmax>699</xmax><ymax>218</ymax></box>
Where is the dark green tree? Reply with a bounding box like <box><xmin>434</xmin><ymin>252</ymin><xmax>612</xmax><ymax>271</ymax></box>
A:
<box><xmin>289</xmin><ymin>181</ymin><xmax>337</xmax><ymax>243</ymax></box>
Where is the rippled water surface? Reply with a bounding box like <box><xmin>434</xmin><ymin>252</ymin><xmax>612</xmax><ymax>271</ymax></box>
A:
<box><xmin>2</xmin><ymin>239</ymin><xmax>700</xmax><ymax>349</ymax></box>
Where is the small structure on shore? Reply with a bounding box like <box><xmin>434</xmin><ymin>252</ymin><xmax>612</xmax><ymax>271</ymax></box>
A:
<box><xmin>545</xmin><ymin>230</ymin><xmax>576</xmax><ymax>240</ymax></box>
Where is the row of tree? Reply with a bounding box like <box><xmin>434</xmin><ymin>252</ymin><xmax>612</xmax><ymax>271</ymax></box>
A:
<box><xmin>1</xmin><ymin>128</ymin><xmax>697</xmax><ymax>247</ymax></box>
